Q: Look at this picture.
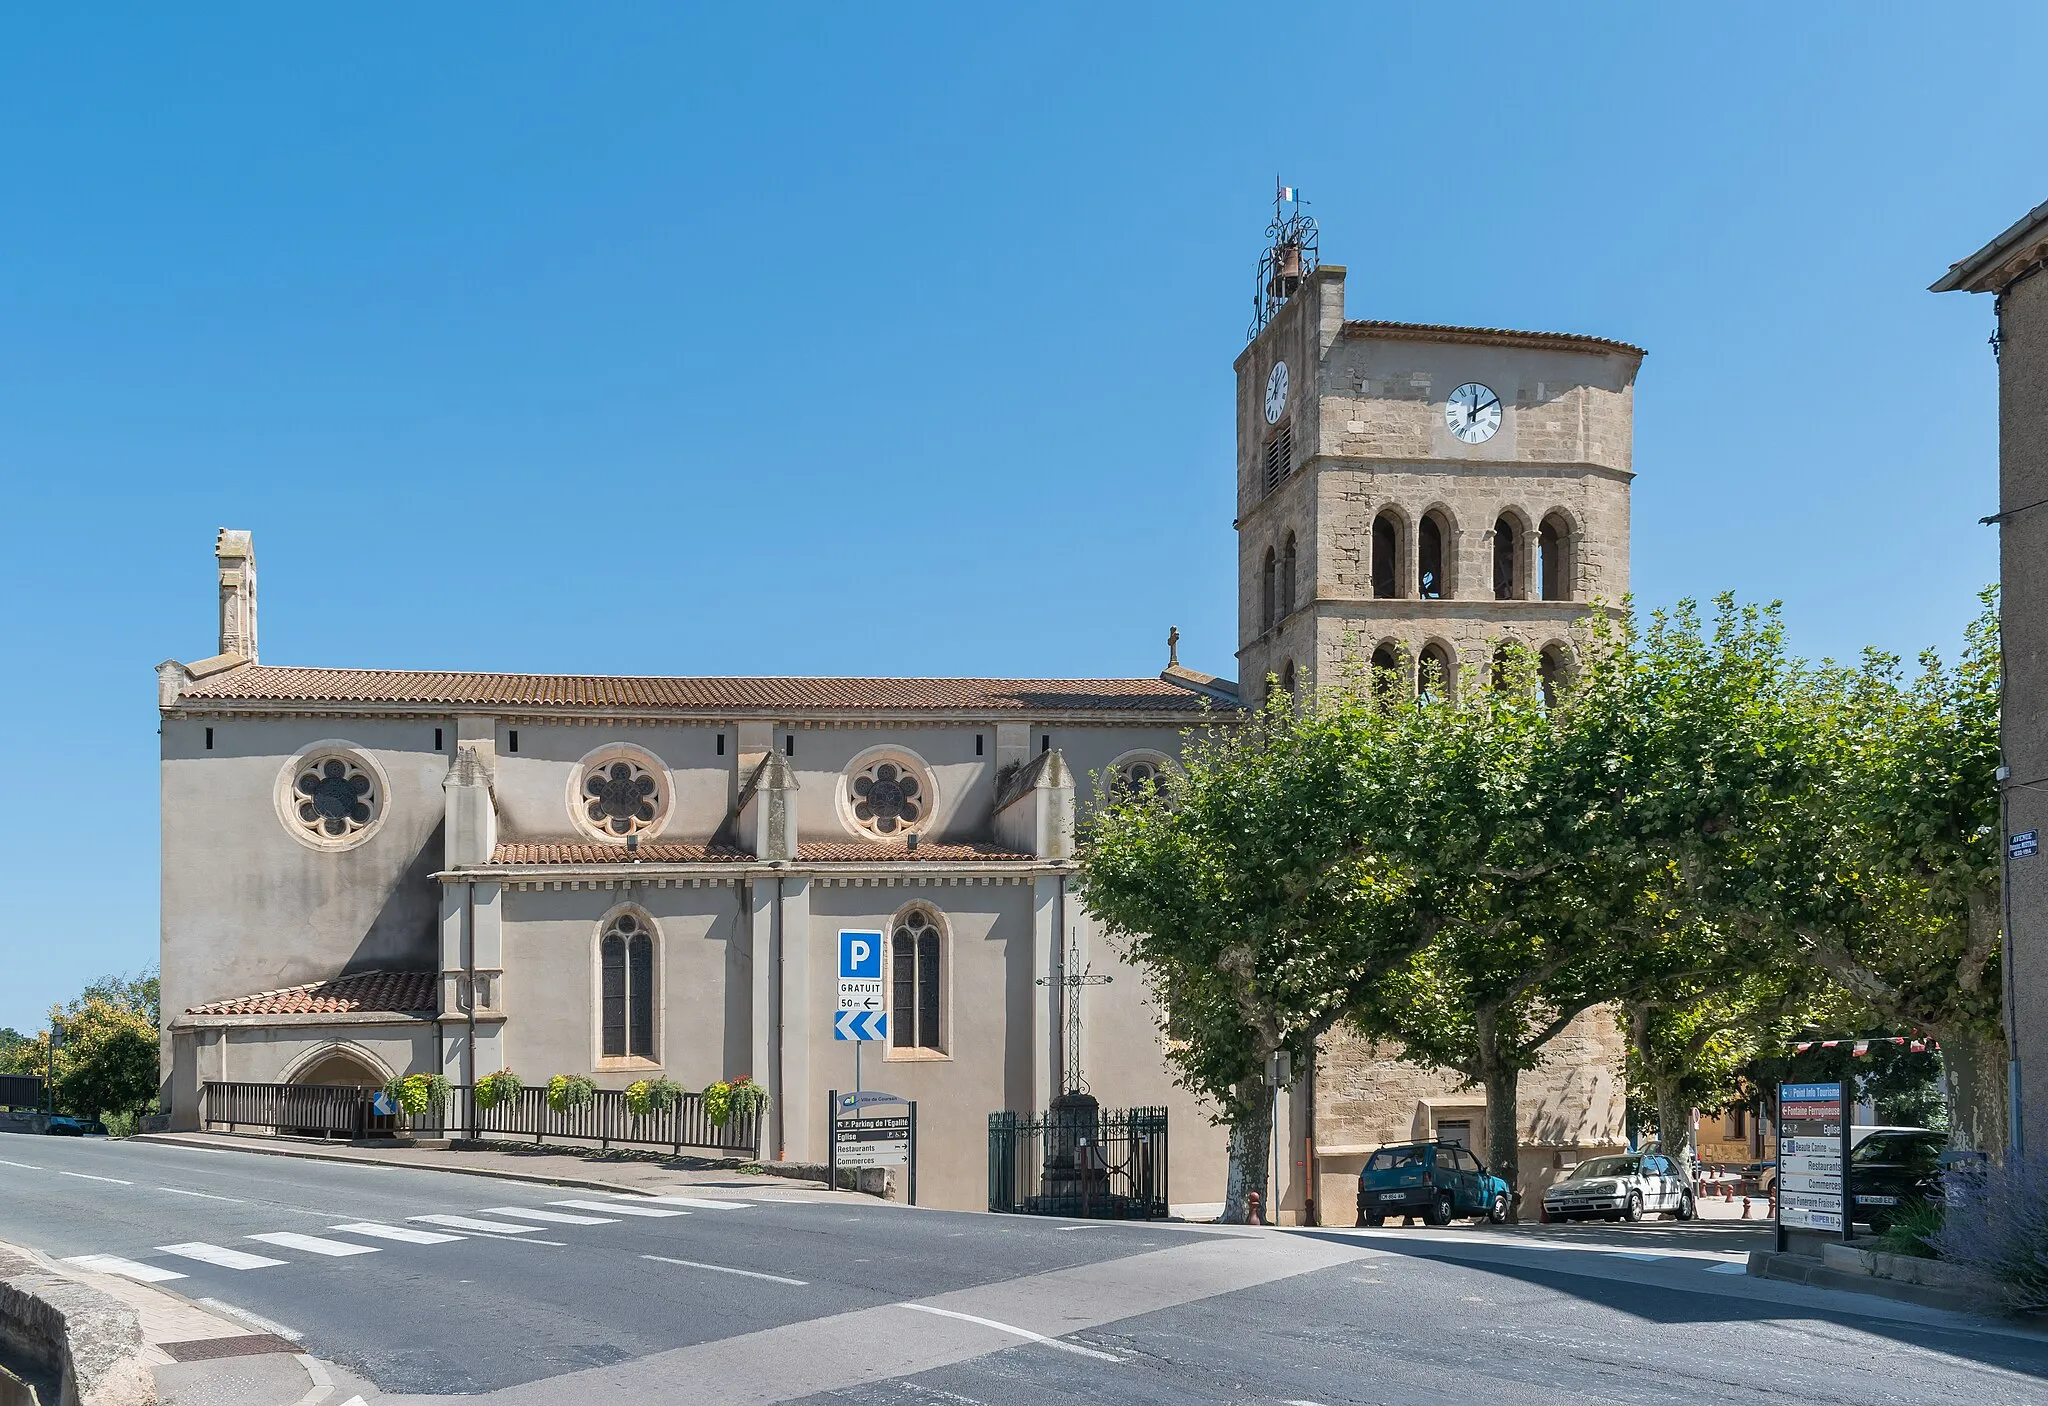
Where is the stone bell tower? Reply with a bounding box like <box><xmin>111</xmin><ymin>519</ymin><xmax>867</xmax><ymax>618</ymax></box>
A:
<box><xmin>1234</xmin><ymin>203</ymin><xmax>1644</xmax><ymax>702</ymax></box>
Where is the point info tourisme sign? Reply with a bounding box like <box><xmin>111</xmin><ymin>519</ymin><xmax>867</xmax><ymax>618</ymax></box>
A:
<box><xmin>1777</xmin><ymin>1081</ymin><xmax>1850</xmax><ymax>1243</ymax></box>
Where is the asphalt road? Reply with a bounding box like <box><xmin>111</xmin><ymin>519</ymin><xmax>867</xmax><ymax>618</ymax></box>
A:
<box><xmin>3</xmin><ymin>1135</ymin><xmax>2046</xmax><ymax>1404</ymax></box>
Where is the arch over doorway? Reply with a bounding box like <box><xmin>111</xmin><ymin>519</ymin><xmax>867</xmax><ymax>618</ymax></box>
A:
<box><xmin>283</xmin><ymin>1043</ymin><xmax>392</xmax><ymax>1088</ymax></box>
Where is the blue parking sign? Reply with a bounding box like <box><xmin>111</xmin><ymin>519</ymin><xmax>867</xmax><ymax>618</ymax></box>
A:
<box><xmin>840</xmin><ymin>929</ymin><xmax>883</xmax><ymax>980</ymax></box>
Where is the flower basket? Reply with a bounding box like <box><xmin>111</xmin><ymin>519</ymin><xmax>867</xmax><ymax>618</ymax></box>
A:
<box><xmin>546</xmin><ymin>1074</ymin><xmax>597</xmax><ymax>1113</ymax></box>
<box><xmin>704</xmin><ymin>1075</ymin><xmax>770</xmax><ymax>1128</ymax></box>
<box><xmin>381</xmin><ymin>1072</ymin><xmax>450</xmax><ymax>1118</ymax></box>
<box><xmin>624</xmin><ymin>1077</ymin><xmax>682</xmax><ymax>1119</ymax></box>
<box><xmin>473</xmin><ymin>1069</ymin><xmax>523</xmax><ymax>1112</ymax></box>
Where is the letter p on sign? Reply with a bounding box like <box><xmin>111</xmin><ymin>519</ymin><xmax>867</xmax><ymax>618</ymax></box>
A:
<box><xmin>840</xmin><ymin>929</ymin><xmax>883</xmax><ymax>980</ymax></box>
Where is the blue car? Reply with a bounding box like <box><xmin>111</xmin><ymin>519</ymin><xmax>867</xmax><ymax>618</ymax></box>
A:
<box><xmin>1357</xmin><ymin>1141</ymin><xmax>1512</xmax><ymax>1226</ymax></box>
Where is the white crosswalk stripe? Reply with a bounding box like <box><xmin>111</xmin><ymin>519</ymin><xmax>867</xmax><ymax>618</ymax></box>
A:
<box><xmin>157</xmin><ymin>1242</ymin><xmax>288</xmax><ymax>1270</ymax></box>
<box><xmin>247</xmin><ymin>1232</ymin><xmax>379</xmax><ymax>1257</ymax></box>
<box><xmin>630</xmin><ymin>1195</ymin><xmax>753</xmax><ymax>1211</ymax></box>
<box><xmin>330</xmin><ymin>1222</ymin><xmax>466</xmax><ymax>1245</ymax></box>
<box><xmin>478</xmin><ymin>1206</ymin><xmax>619</xmax><ymax>1225</ymax></box>
<box><xmin>410</xmin><ymin>1214</ymin><xmax>543</xmax><ymax>1234</ymax></box>
<box><xmin>551</xmin><ymin>1198</ymin><xmax>687</xmax><ymax>1218</ymax></box>
<box><xmin>63</xmin><ymin>1254</ymin><xmax>185</xmax><ymax>1283</ymax></box>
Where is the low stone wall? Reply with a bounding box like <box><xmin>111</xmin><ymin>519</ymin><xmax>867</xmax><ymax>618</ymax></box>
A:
<box><xmin>0</xmin><ymin>1246</ymin><xmax>154</xmax><ymax>1406</ymax></box>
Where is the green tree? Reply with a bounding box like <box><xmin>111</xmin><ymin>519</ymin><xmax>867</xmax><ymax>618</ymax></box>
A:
<box><xmin>0</xmin><ymin>1027</ymin><xmax>35</xmax><ymax>1076</ymax></box>
<box><xmin>52</xmin><ymin>998</ymin><xmax>159</xmax><ymax>1122</ymax></box>
<box><xmin>1720</xmin><ymin>597</ymin><xmax>2006</xmax><ymax>1151</ymax></box>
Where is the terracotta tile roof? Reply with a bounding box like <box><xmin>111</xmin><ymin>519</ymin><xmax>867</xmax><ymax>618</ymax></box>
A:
<box><xmin>187</xmin><ymin>970</ymin><xmax>436</xmax><ymax>1017</ymax></box>
<box><xmin>491</xmin><ymin>842</ymin><xmax>751</xmax><ymax>864</ymax></box>
<box><xmin>1344</xmin><ymin>318</ymin><xmax>1646</xmax><ymax>358</ymax></box>
<box><xmin>797</xmin><ymin>841</ymin><xmax>1034</xmax><ymax>862</ymax></box>
<box><xmin>176</xmin><ymin>666</ymin><xmax>1210</xmax><ymax>714</ymax></box>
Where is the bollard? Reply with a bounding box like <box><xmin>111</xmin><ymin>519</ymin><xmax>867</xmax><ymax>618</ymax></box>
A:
<box><xmin>1741</xmin><ymin>1196</ymin><xmax>1751</xmax><ymax>1219</ymax></box>
<box><xmin>1247</xmin><ymin>1190</ymin><xmax>1264</xmax><ymax>1226</ymax></box>
<box><xmin>1722</xmin><ymin>1181</ymin><xmax>1734</xmax><ymax>1201</ymax></box>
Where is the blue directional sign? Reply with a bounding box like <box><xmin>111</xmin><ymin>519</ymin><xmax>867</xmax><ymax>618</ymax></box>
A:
<box><xmin>835</xmin><ymin>1009</ymin><xmax>887</xmax><ymax>1041</ymax></box>
<box><xmin>837</xmin><ymin>930</ymin><xmax>887</xmax><ymax>1041</ymax></box>
<box><xmin>840</xmin><ymin>930</ymin><xmax>883</xmax><ymax>979</ymax></box>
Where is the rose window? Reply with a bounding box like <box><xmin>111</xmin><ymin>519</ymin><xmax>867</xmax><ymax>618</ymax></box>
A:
<box><xmin>851</xmin><ymin>759</ymin><xmax>925</xmax><ymax>837</ymax></box>
<box><xmin>1114</xmin><ymin>758</ymin><xmax>1170</xmax><ymax>799</ymax></box>
<box><xmin>294</xmin><ymin>756</ymin><xmax>377</xmax><ymax>840</ymax></box>
<box><xmin>584</xmin><ymin>759</ymin><xmax>662</xmax><ymax>837</ymax></box>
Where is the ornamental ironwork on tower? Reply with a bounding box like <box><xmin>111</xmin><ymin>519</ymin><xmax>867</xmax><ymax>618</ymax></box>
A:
<box><xmin>1249</xmin><ymin>181</ymin><xmax>1318</xmax><ymax>341</ymax></box>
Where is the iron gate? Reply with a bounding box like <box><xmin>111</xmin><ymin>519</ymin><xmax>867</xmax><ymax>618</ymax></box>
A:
<box><xmin>988</xmin><ymin>1101</ymin><xmax>1168</xmax><ymax>1219</ymax></box>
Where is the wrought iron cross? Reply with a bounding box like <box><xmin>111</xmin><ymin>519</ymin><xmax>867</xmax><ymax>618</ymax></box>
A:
<box><xmin>1038</xmin><ymin>937</ymin><xmax>1112</xmax><ymax>1094</ymax></box>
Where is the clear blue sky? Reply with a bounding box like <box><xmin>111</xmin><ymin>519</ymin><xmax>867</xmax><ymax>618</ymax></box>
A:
<box><xmin>0</xmin><ymin>5</ymin><xmax>2037</xmax><ymax>1033</ymax></box>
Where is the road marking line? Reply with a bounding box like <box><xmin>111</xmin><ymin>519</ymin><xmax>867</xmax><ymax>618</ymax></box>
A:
<box><xmin>157</xmin><ymin>1242</ymin><xmax>288</xmax><ymax>1270</ymax></box>
<box><xmin>0</xmin><ymin>1159</ymin><xmax>41</xmax><ymax>1170</ymax></box>
<box><xmin>481</xmin><ymin>1206</ymin><xmax>619</xmax><ymax>1225</ymax></box>
<box><xmin>1705</xmin><ymin>1261</ymin><xmax>1751</xmax><ymax>1274</ymax></box>
<box><xmin>1608</xmin><ymin>1251</ymin><xmax>1669</xmax><ymax>1262</ymax></box>
<box><xmin>642</xmin><ymin>1253</ymin><xmax>808</xmax><ymax>1285</ymax></box>
<box><xmin>330</xmin><ymin>1222</ymin><xmax>465</xmax><ymax>1245</ymax></box>
<box><xmin>410</xmin><ymin>1214</ymin><xmax>541</xmax><ymax>1234</ymax></box>
<box><xmin>551</xmin><ymin>1198</ymin><xmax>687</xmax><ymax>1218</ymax></box>
<box><xmin>62</xmin><ymin>1254</ymin><xmax>185</xmax><ymax>1283</ymax></box>
<box><xmin>156</xmin><ymin>1186</ymin><xmax>245</xmax><ymax>1202</ymax></box>
<box><xmin>198</xmin><ymin>1298</ymin><xmax>302</xmax><ymax>1341</ymax></box>
<box><xmin>57</xmin><ymin>1171</ymin><xmax>132</xmax><ymax>1185</ymax></box>
<box><xmin>629</xmin><ymin>1195</ymin><xmax>752</xmax><ymax>1211</ymax></box>
<box><xmin>893</xmin><ymin>1303</ymin><xmax>1122</xmax><ymax>1362</ymax></box>
<box><xmin>247</xmin><ymin>1232</ymin><xmax>378</xmax><ymax>1258</ymax></box>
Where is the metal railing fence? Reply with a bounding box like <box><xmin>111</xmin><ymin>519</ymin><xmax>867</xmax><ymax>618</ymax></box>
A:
<box><xmin>199</xmin><ymin>1080</ymin><xmax>762</xmax><ymax>1156</ymax></box>
<box><xmin>988</xmin><ymin>1105</ymin><xmax>1169</xmax><ymax>1219</ymax></box>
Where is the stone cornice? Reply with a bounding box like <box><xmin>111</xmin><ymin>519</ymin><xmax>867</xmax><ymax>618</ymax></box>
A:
<box><xmin>158</xmin><ymin>702</ymin><xmax>1204</xmax><ymax>727</ymax></box>
<box><xmin>437</xmin><ymin>858</ymin><xmax>1073</xmax><ymax>889</ymax></box>
<box><xmin>1234</xmin><ymin>456</ymin><xmax>1634</xmax><ymax>532</ymax></box>
<box><xmin>171</xmin><ymin>1010</ymin><xmax>437</xmax><ymax>1031</ymax></box>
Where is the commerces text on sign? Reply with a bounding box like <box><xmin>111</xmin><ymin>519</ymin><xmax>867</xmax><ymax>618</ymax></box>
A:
<box><xmin>1777</xmin><ymin>1080</ymin><xmax>1846</xmax><ymax>1235</ymax></box>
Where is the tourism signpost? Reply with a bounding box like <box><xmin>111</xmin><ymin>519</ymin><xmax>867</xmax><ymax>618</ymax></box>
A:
<box><xmin>1776</xmin><ymin>1080</ymin><xmax>1851</xmax><ymax>1250</ymax></box>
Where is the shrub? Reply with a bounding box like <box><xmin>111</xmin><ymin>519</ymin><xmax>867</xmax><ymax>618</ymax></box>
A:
<box><xmin>1871</xmin><ymin>1200</ymin><xmax>1943</xmax><ymax>1260</ymax></box>
<box><xmin>624</xmin><ymin>1078</ymin><xmax>682</xmax><ymax>1118</ymax></box>
<box><xmin>704</xmin><ymin>1075</ymin><xmax>769</xmax><ymax>1128</ymax></box>
<box><xmin>382</xmin><ymin>1072</ymin><xmax>451</xmax><ymax>1117</ymax></box>
<box><xmin>101</xmin><ymin>1110</ymin><xmax>138</xmax><ymax>1139</ymax></box>
<box><xmin>52</xmin><ymin>999</ymin><xmax>159</xmax><ymax>1122</ymax></box>
<box><xmin>1929</xmin><ymin>1151</ymin><xmax>2048</xmax><ymax>1313</ymax></box>
<box><xmin>546</xmin><ymin>1074</ymin><xmax>597</xmax><ymax>1112</ymax></box>
<box><xmin>473</xmin><ymin>1069</ymin><xmax>523</xmax><ymax>1112</ymax></box>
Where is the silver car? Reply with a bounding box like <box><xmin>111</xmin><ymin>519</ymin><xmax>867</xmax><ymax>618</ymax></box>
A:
<box><xmin>1543</xmin><ymin>1152</ymin><xmax>1697</xmax><ymax>1223</ymax></box>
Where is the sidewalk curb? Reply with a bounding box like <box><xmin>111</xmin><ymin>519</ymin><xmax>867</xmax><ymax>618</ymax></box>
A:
<box><xmin>0</xmin><ymin>1241</ymin><xmax>155</xmax><ymax>1405</ymax></box>
<box><xmin>128</xmin><ymin>1132</ymin><xmax>826</xmax><ymax>1202</ymax></box>
<box><xmin>1746</xmin><ymin>1248</ymin><xmax>1989</xmax><ymax>1316</ymax></box>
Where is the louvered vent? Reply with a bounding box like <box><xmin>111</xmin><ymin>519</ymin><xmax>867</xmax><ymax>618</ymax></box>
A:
<box><xmin>1263</xmin><ymin>424</ymin><xmax>1294</xmax><ymax>495</ymax></box>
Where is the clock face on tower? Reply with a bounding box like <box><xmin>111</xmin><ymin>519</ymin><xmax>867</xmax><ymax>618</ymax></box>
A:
<box><xmin>1264</xmin><ymin>362</ymin><xmax>1290</xmax><ymax>425</ymax></box>
<box><xmin>1446</xmin><ymin>382</ymin><xmax>1502</xmax><ymax>444</ymax></box>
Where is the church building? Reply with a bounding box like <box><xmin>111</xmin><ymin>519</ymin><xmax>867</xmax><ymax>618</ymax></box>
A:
<box><xmin>158</xmin><ymin>213</ymin><xmax>1636</xmax><ymax>1216</ymax></box>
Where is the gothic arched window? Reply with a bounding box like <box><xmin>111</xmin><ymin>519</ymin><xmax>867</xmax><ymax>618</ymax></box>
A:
<box><xmin>1540</xmin><ymin>643</ymin><xmax>1572</xmax><ymax>708</ymax></box>
<box><xmin>1371</xmin><ymin>513</ymin><xmax>1400</xmax><ymax>599</ymax></box>
<box><xmin>1370</xmin><ymin>641</ymin><xmax>1402</xmax><ymax>704</ymax></box>
<box><xmin>1280</xmin><ymin>534</ymin><xmax>1298</xmax><ymax>617</ymax></box>
<box><xmin>1262</xmin><ymin>547</ymin><xmax>1278</xmax><ymax>630</ymax></box>
<box><xmin>891</xmin><ymin>909</ymin><xmax>944</xmax><ymax>1053</ymax></box>
<box><xmin>599</xmin><ymin>911</ymin><xmax>657</xmax><ymax>1062</ymax></box>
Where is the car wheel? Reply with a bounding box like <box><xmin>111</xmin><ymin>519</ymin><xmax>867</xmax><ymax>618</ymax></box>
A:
<box><xmin>1425</xmin><ymin>1196</ymin><xmax>1453</xmax><ymax>1227</ymax></box>
<box><xmin>1623</xmin><ymin>1191</ymin><xmax>1643</xmax><ymax>1223</ymax></box>
<box><xmin>1364</xmin><ymin>1212</ymin><xmax>1385</xmax><ymax>1227</ymax></box>
<box><xmin>1677</xmin><ymin>1191</ymin><xmax>1696</xmax><ymax>1222</ymax></box>
<box><xmin>1488</xmin><ymin>1192</ymin><xmax>1510</xmax><ymax>1224</ymax></box>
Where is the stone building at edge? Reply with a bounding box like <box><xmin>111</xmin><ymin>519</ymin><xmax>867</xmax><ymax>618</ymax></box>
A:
<box><xmin>158</xmin><ymin>225</ymin><xmax>1636</xmax><ymax>1217</ymax></box>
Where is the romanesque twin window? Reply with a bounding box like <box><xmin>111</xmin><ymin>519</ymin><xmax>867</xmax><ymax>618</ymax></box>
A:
<box><xmin>600</xmin><ymin>911</ymin><xmax>657</xmax><ymax>1062</ymax></box>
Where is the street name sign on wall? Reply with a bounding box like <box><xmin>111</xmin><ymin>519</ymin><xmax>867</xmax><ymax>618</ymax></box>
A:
<box><xmin>836</xmin><ymin>930</ymin><xmax>887</xmax><ymax>1042</ymax></box>
<box><xmin>2012</xmin><ymin>830</ymin><xmax>2039</xmax><ymax>859</ymax></box>
<box><xmin>1777</xmin><ymin>1080</ymin><xmax>1849</xmax><ymax>1244</ymax></box>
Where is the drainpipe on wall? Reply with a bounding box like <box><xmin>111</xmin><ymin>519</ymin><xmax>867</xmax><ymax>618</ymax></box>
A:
<box><xmin>774</xmin><ymin>872</ymin><xmax>786</xmax><ymax>1160</ymax></box>
<box><xmin>466</xmin><ymin>879</ymin><xmax>477</xmax><ymax>1142</ymax></box>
